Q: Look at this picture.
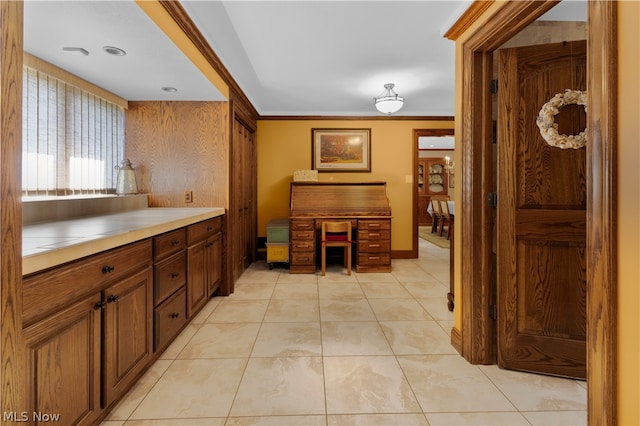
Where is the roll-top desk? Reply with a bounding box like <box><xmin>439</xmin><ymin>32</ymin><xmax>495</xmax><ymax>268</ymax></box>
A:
<box><xmin>289</xmin><ymin>181</ymin><xmax>392</xmax><ymax>274</ymax></box>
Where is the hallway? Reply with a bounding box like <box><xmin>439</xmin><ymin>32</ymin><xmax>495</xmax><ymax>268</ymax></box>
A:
<box><xmin>101</xmin><ymin>239</ymin><xmax>586</xmax><ymax>425</ymax></box>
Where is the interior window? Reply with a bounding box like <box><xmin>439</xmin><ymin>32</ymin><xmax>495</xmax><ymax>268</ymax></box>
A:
<box><xmin>22</xmin><ymin>65</ymin><xmax>124</xmax><ymax>197</ymax></box>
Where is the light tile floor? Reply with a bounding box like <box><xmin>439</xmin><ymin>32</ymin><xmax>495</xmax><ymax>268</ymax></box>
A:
<box><xmin>101</xmin><ymin>238</ymin><xmax>586</xmax><ymax>426</ymax></box>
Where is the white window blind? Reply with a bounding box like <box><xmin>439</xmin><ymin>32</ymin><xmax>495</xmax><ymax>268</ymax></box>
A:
<box><xmin>22</xmin><ymin>65</ymin><xmax>124</xmax><ymax>196</ymax></box>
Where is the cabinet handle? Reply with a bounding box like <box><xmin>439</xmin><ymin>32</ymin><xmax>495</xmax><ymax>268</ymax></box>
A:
<box><xmin>207</xmin><ymin>226</ymin><xmax>213</xmax><ymax>231</ymax></box>
<box><xmin>171</xmin><ymin>272</ymin><xmax>179</xmax><ymax>279</ymax></box>
<box><xmin>369</xmin><ymin>244</ymin><xmax>381</xmax><ymax>248</ymax></box>
<box><xmin>297</xmin><ymin>244</ymin><xmax>310</xmax><ymax>248</ymax></box>
<box><xmin>107</xmin><ymin>294</ymin><xmax>119</xmax><ymax>303</ymax></box>
<box><xmin>205</xmin><ymin>242</ymin><xmax>214</xmax><ymax>248</ymax></box>
<box><xmin>369</xmin><ymin>223</ymin><xmax>381</xmax><ymax>228</ymax></box>
<box><xmin>369</xmin><ymin>256</ymin><xmax>381</xmax><ymax>260</ymax></box>
<box><xmin>170</xmin><ymin>312</ymin><xmax>180</xmax><ymax>319</ymax></box>
<box><xmin>369</xmin><ymin>233</ymin><xmax>381</xmax><ymax>238</ymax></box>
<box><xmin>93</xmin><ymin>301</ymin><xmax>107</xmax><ymax>310</ymax></box>
<box><xmin>171</xmin><ymin>239</ymin><xmax>180</xmax><ymax>245</ymax></box>
<box><xmin>102</xmin><ymin>265</ymin><xmax>115</xmax><ymax>274</ymax></box>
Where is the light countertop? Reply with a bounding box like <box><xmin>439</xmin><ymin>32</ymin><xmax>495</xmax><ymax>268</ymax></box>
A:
<box><xmin>23</xmin><ymin>207</ymin><xmax>225</xmax><ymax>275</ymax></box>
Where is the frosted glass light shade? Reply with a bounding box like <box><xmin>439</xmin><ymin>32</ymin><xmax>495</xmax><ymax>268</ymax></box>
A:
<box><xmin>374</xmin><ymin>83</ymin><xmax>404</xmax><ymax>114</ymax></box>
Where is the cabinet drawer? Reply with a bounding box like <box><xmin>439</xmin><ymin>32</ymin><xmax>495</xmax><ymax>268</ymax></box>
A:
<box><xmin>291</xmin><ymin>252</ymin><xmax>315</xmax><ymax>266</ymax></box>
<box><xmin>154</xmin><ymin>228</ymin><xmax>186</xmax><ymax>261</ymax></box>
<box><xmin>357</xmin><ymin>241</ymin><xmax>390</xmax><ymax>253</ymax></box>
<box><xmin>291</xmin><ymin>230</ymin><xmax>314</xmax><ymax>240</ymax></box>
<box><xmin>154</xmin><ymin>252</ymin><xmax>186</xmax><ymax>305</ymax></box>
<box><xmin>291</xmin><ymin>240</ymin><xmax>315</xmax><ymax>252</ymax></box>
<box><xmin>23</xmin><ymin>239</ymin><xmax>152</xmax><ymax>326</ymax></box>
<box><xmin>358</xmin><ymin>220</ymin><xmax>391</xmax><ymax>231</ymax></box>
<box><xmin>154</xmin><ymin>287</ymin><xmax>187</xmax><ymax>352</ymax></box>
<box><xmin>187</xmin><ymin>217</ymin><xmax>222</xmax><ymax>244</ymax></box>
<box><xmin>357</xmin><ymin>229</ymin><xmax>391</xmax><ymax>241</ymax></box>
<box><xmin>290</xmin><ymin>220</ymin><xmax>314</xmax><ymax>231</ymax></box>
<box><xmin>357</xmin><ymin>253</ymin><xmax>391</xmax><ymax>266</ymax></box>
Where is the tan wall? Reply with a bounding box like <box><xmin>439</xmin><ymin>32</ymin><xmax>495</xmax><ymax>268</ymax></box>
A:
<box><xmin>256</xmin><ymin>119</ymin><xmax>454</xmax><ymax>253</ymax></box>
<box><xmin>125</xmin><ymin>101</ymin><xmax>229</xmax><ymax>208</ymax></box>
<box><xmin>617</xmin><ymin>2</ymin><xmax>639</xmax><ymax>423</ymax></box>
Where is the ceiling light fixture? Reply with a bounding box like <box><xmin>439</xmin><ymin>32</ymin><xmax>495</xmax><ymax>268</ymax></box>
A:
<box><xmin>374</xmin><ymin>83</ymin><xmax>405</xmax><ymax>115</ymax></box>
<box><xmin>62</xmin><ymin>47</ymin><xmax>89</xmax><ymax>56</ymax></box>
<box><xmin>161</xmin><ymin>87</ymin><xmax>178</xmax><ymax>93</ymax></box>
<box><xmin>102</xmin><ymin>46</ymin><xmax>126</xmax><ymax>56</ymax></box>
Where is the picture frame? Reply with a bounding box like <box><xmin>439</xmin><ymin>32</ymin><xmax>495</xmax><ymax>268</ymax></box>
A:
<box><xmin>311</xmin><ymin>128</ymin><xmax>371</xmax><ymax>172</ymax></box>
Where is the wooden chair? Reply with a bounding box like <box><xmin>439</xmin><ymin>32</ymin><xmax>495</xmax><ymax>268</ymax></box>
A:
<box><xmin>430</xmin><ymin>198</ymin><xmax>442</xmax><ymax>233</ymax></box>
<box><xmin>438</xmin><ymin>199</ymin><xmax>452</xmax><ymax>239</ymax></box>
<box><xmin>321</xmin><ymin>221</ymin><xmax>353</xmax><ymax>276</ymax></box>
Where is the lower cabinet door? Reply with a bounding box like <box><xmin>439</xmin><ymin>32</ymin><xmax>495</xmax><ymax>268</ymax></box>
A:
<box><xmin>187</xmin><ymin>239</ymin><xmax>208</xmax><ymax>318</ymax></box>
<box><xmin>102</xmin><ymin>267</ymin><xmax>153</xmax><ymax>407</ymax></box>
<box><xmin>23</xmin><ymin>292</ymin><xmax>102</xmax><ymax>426</ymax></box>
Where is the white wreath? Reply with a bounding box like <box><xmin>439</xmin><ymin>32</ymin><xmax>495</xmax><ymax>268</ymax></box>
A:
<box><xmin>536</xmin><ymin>89</ymin><xmax>587</xmax><ymax>149</ymax></box>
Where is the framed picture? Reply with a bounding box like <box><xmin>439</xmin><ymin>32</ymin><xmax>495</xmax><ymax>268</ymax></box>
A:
<box><xmin>312</xmin><ymin>128</ymin><xmax>371</xmax><ymax>172</ymax></box>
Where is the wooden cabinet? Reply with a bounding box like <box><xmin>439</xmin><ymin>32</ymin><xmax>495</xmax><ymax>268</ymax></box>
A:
<box><xmin>23</xmin><ymin>292</ymin><xmax>102</xmax><ymax>425</ymax></box>
<box><xmin>289</xmin><ymin>219</ymin><xmax>316</xmax><ymax>274</ymax></box>
<box><xmin>153</xmin><ymin>228</ymin><xmax>188</xmax><ymax>353</ymax></box>
<box><xmin>187</xmin><ymin>217</ymin><xmax>223</xmax><ymax>318</ymax></box>
<box><xmin>418</xmin><ymin>158</ymin><xmax>449</xmax><ymax>225</ymax></box>
<box><xmin>356</xmin><ymin>219</ymin><xmax>392</xmax><ymax>272</ymax></box>
<box><xmin>22</xmin><ymin>240</ymin><xmax>153</xmax><ymax>424</ymax></box>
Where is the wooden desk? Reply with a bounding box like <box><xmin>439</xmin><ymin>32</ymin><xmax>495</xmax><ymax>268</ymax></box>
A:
<box><xmin>289</xmin><ymin>182</ymin><xmax>392</xmax><ymax>274</ymax></box>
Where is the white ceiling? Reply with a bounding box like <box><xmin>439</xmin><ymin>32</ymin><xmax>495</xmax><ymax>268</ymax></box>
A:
<box><xmin>23</xmin><ymin>0</ymin><xmax>586</xmax><ymax>117</ymax></box>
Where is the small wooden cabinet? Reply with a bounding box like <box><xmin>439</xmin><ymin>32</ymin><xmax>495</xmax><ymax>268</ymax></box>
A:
<box><xmin>418</xmin><ymin>158</ymin><xmax>449</xmax><ymax>225</ymax></box>
<box><xmin>22</xmin><ymin>240</ymin><xmax>153</xmax><ymax>424</ymax></box>
<box><xmin>187</xmin><ymin>217</ymin><xmax>223</xmax><ymax>318</ymax></box>
<box><xmin>356</xmin><ymin>219</ymin><xmax>392</xmax><ymax>272</ymax></box>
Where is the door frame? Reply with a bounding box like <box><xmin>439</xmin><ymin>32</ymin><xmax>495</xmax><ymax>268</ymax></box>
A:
<box><xmin>450</xmin><ymin>1</ymin><xmax>617</xmax><ymax>423</ymax></box>
<box><xmin>412</xmin><ymin>128</ymin><xmax>454</xmax><ymax>258</ymax></box>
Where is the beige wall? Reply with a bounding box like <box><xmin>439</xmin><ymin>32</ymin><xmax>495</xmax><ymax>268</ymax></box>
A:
<box><xmin>616</xmin><ymin>2</ymin><xmax>639</xmax><ymax>423</ymax></box>
<box><xmin>256</xmin><ymin>119</ymin><xmax>454</xmax><ymax>253</ymax></box>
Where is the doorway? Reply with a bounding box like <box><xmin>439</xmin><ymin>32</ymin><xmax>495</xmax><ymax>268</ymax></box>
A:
<box><xmin>450</xmin><ymin>0</ymin><xmax>617</xmax><ymax>422</ymax></box>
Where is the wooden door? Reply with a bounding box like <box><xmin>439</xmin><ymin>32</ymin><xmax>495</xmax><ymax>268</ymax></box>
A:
<box><xmin>231</xmin><ymin>118</ymin><xmax>256</xmax><ymax>282</ymax></box>
<box><xmin>497</xmin><ymin>40</ymin><xmax>587</xmax><ymax>379</ymax></box>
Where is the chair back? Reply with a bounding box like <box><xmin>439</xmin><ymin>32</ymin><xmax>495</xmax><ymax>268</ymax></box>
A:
<box><xmin>431</xmin><ymin>199</ymin><xmax>442</xmax><ymax>216</ymax></box>
<box><xmin>439</xmin><ymin>199</ymin><xmax>451</xmax><ymax>218</ymax></box>
<box><xmin>321</xmin><ymin>221</ymin><xmax>352</xmax><ymax>243</ymax></box>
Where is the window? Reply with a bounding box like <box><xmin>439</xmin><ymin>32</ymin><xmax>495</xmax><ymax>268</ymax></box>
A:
<box><xmin>22</xmin><ymin>65</ymin><xmax>124</xmax><ymax>196</ymax></box>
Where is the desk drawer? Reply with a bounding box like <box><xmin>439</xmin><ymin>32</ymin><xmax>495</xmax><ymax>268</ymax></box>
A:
<box><xmin>357</xmin><ymin>229</ymin><xmax>391</xmax><ymax>241</ymax></box>
<box><xmin>154</xmin><ymin>252</ymin><xmax>186</xmax><ymax>305</ymax></box>
<box><xmin>291</xmin><ymin>240</ymin><xmax>315</xmax><ymax>252</ymax></box>
<box><xmin>291</xmin><ymin>252</ymin><xmax>315</xmax><ymax>266</ymax></box>
<box><xmin>291</xmin><ymin>230</ymin><xmax>314</xmax><ymax>240</ymax></box>
<box><xmin>357</xmin><ymin>241</ymin><xmax>390</xmax><ymax>253</ymax></box>
<box><xmin>357</xmin><ymin>253</ymin><xmax>391</xmax><ymax>266</ymax></box>
<box><xmin>290</xmin><ymin>220</ymin><xmax>314</xmax><ymax>231</ymax></box>
<box><xmin>358</xmin><ymin>220</ymin><xmax>390</xmax><ymax>231</ymax></box>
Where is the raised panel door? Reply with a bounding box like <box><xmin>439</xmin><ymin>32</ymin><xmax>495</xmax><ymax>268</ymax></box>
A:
<box><xmin>102</xmin><ymin>267</ymin><xmax>153</xmax><ymax>406</ymax></box>
<box><xmin>23</xmin><ymin>292</ymin><xmax>102</xmax><ymax>425</ymax></box>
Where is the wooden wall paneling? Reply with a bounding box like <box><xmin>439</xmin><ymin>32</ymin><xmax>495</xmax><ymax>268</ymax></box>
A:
<box><xmin>125</xmin><ymin>101</ymin><xmax>229</xmax><ymax>208</ymax></box>
<box><xmin>1</xmin><ymin>1</ymin><xmax>27</xmax><ymax>416</ymax></box>
<box><xmin>586</xmin><ymin>1</ymin><xmax>618</xmax><ymax>424</ymax></box>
